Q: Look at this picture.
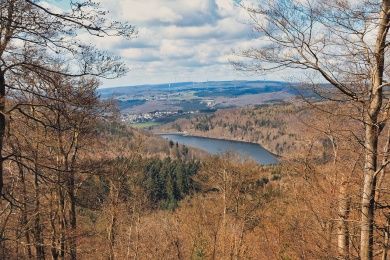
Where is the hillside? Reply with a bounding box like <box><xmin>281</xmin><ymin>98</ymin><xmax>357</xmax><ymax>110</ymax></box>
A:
<box><xmin>98</xmin><ymin>81</ymin><xmax>299</xmax><ymax>125</ymax></box>
<box><xmin>156</xmin><ymin>103</ymin><xmax>307</xmax><ymax>157</ymax></box>
<box><xmin>3</xmin><ymin>1</ymin><xmax>390</xmax><ymax>259</ymax></box>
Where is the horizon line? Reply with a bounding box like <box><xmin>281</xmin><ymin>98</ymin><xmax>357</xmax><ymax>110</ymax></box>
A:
<box><xmin>99</xmin><ymin>79</ymin><xmax>289</xmax><ymax>90</ymax></box>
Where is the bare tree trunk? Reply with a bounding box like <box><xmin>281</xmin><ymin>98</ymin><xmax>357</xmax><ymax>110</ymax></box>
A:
<box><xmin>126</xmin><ymin>224</ymin><xmax>133</xmax><ymax>260</ymax></box>
<box><xmin>234</xmin><ymin>222</ymin><xmax>245</xmax><ymax>260</ymax></box>
<box><xmin>64</xmin><ymin>128</ymin><xmax>79</xmax><ymax>260</ymax></box>
<box><xmin>34</xmin><ymin>169</ymin><xmax>45</xmax><ymax>259</ymax></box>
<box><xmin>361</xmin><ymin>2</ymin><xmax>390</xmax><ymax>259</ymax></box>
<box><xmin>59</xmin><ymin>187</ymin><xmax>66</xmax><ymax>260</ymax></box>
<box><xmin>15</xmin><ymin>227</ymin><xmax>20</xmax><ymax>259</ymax></box>
<box><xmin>361</xmin><ymin>121</ymin><xmax>379</xmax><ymax>260</ymax></box>
<box><xmin>376</xmin><ymin>167</ymin><xmax>387</xmax><ymax>205</ymax></box>
<box><xmin>0</xmin><ymin>71</ymin><xmax>5</xmax><ymax>196</ymax></box>
<box><xmin>375</xmin><ymin>127</ymin><xmax>390</xmax><ymax>204</ymax></box>
<box><xmin>211</xmin><ymin>220</ymin><xmax>219</xmax><ymax>260</ymax></box>
<box><xmin>108</xmin><ymin>212</ymin><xmax>117</xmax><ymax>260</ymax></box>
<box><xmin>19</xmin><ymin>164</ymin><xmax>32</xmax><ymax>259</ymax></box>
<box><xmin>382</xmin><ymin>215</ymin><xmax>390</xmax><ymax>260</ymax></box>
<box><xmin>50</xmin><ymin>191</ymin><xmax>59</xmax><ymax>260</ymax></box>
<box><xmin>134</xmin><ymin>214</ymin><xmax>140</xmax><ymax>260</ymax></box>
<box><xmin>107</xmin><ymin>181</ymin><xmax>118</xmax><ymax>260</ymax></box>
<box><xmin>338</xmin><ymin>180</ymin><xmax>351</xmax><ymax>259</ymax></box>
<box><xmin>68</xmin><ymin>173</ymin><xmax>77</xmax><ymax>260</ymax></box>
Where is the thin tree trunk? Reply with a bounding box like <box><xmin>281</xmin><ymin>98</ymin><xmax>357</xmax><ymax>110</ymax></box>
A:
<box><xmin>126</xmin><ymin>224</ymin><xmax>133</xmax><ymax>260</ymax></box>
<box><xmin>108</xmin><ymin>212</ymin><xmax>117</xmax><ymax>260</ymax></box>
<box><xmin>375</xmin><ymin>127</ymin><xmax>390</xmax><ymax>204</ymax></box>
<box><xmin>234</xmin><ymin>222</ymin><xmax>245</xmax><ymax>260</ymax></box>
<box><xmin>19</xmin><ymin>163</ymin><xmax>32</xmax><ymax>259</ymax></box>
<box><xmin>67</xmin><ymin>129</ymin><xmax>79</xmax><ymax>260</ymax></box>
<box><xmin>134</xmin><ymin>214</ymin><xmax>140</xmax><ymax>260</ymax></box>
<box><xmin>59</xmin><ymin>187</ymin><xmax>66</xmax><ymax>260</ymax></box>
<box><xmin>108</xmin><ymin>181</ymin><xmax>118</xmax><ymax>260</ymax></box>
<box><xmin>382</xmin><ymin>216</ymin><xmax>389</xmax><ymax>260</ymax></box>
<box><xmin>338</xmin><ymin>180</ymin><xmax>351</xmax><ymax>259</ymax></box>
<box><xmin>50</xmin><ymin>191</ymin><xmax>59</xmax><ymax>260</ymax></box>
<box><xmin>211</xmin><ymin>220</ymin><xmax>219</xmax><ymax>260</ymax></box>
<box><xmin>34</xmin><ymin>169</ymin><xmax>45</xmax><ymax>259</ymax></box>
<box><xmin>0</xmin><ymin>71</ymin><xmax>6</xmax><ymax>196</ymax></box>
<box><xmin>68</xmin><ymin>173</ymin><xmax>77</xmax><ymax>260</ymax></box>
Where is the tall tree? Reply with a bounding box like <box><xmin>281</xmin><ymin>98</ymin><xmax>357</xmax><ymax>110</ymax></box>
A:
<box><xmin>4</xmin><ymin>72</ymin><xmax>108</xmax><ymax>258</ymax></box>
<box><xmin>0</xmin><ymin>0</ymin><xmax>135</xmax><ymax>196</ymax></box>
<box><xmin>237</xmin><ymin>0</ymin><xmax>390</xmax><ymax>259</ymax></box>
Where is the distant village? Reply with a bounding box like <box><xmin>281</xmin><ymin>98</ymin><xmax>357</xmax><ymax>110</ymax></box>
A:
<box><xmin>121</xmin><ymin>110</ymin><xmax>196</xmax><ymax>124</ymax></box>
<box><xmin>119</xmin><ymin>96</ymin><xmax>216</xmax><ymax>124</ymax></box>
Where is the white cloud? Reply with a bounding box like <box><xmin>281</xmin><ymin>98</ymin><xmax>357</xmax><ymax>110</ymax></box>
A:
<box><xmin>79</xmin><ymin>0</ymin><xmax>270</xmax><ymax>86</ymax></box>
<box><xmin>160</xmin><ymin>40</ymin><xmax>195</xmax><ymax>59</ymax></box>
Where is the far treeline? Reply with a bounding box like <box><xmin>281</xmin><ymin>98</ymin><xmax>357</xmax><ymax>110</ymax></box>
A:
<box><xmin>0</xmin><ymin>1</ymin><xmax>390</xmax><ymax>260</ymax></box>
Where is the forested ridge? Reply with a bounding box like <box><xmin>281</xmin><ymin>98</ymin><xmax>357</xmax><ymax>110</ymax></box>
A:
<box><xmin>157</xmin><ymin>103</ymin><xmax>302</xmax><ymax>156</ymax></box>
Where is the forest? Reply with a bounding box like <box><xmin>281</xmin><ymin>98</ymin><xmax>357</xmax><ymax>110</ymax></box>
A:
<box><xmin>157</xmin><ymin>103</ymin><xmax>301</xmax><ymax>156</ymax></box>
<box><xmin>0</xmin><ymin>1</ymin><xmax>390</xmax><ymax>260</ymax></box>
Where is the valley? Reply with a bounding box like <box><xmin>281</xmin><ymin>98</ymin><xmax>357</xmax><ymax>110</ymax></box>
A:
<box><xmin>155</xmin><ymin>103</ymin><xmax>303</xmax><ymax>157</ymax></box>
<box><xmin>99</xmin><ymin>80</ymin><xmax>297</xmax><ymax>125</ymax></box>
<box><xmin>3</xmin><ymin>1</ymin><xmax>390</xmax><ymax>259</ymax></box>
<box><xmin>100</xmin><ymin>80</ymin><xmax>306</xmax><ymax>159</ymax></box>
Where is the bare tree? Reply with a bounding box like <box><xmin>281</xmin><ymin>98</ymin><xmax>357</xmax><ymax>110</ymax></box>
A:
<box><xmin>0</xmin><ymin>68</ymin><xmax>113</xmax><ymax>258</ymax></box>
<box><xmin>236</xmin><ymin>0</ymin><xmax>390</xmax><ymax>258</ymax></box>
<box><xmin>0</xmin><ymin>0</ymin><xmax>135</xmax><ymax>196</ymax></box>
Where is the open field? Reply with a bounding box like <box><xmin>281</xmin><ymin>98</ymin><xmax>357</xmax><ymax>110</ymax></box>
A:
<box><xmin>100</xmin><ymin>80</ymin><xmax>299</xmax><ymax>115</ymax></box>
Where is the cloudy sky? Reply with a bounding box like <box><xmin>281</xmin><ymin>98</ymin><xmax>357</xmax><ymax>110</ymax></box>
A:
<box><xmin>51</xmin><ymin>0</ymin><xmax>280</xmax><ymax>87</ymax></box>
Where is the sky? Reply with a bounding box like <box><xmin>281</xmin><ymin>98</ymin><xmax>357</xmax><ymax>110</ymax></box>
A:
<box><xmin>49</xmin><ymin>0</ymin><xmax>285</xmax><ymax>88</ymax></box>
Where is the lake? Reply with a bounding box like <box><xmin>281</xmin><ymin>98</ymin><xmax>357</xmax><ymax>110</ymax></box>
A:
<box><xmin>160</xmin><ymin>134</ymin><xmax>278</xmax><ymax>165</ymax></box>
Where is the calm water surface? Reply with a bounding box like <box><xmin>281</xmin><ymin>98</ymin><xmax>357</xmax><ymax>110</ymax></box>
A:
<box><xmin>160</xmin><ymin>134</ymin><xmax>278</xmax><ymax>165</ymax></box>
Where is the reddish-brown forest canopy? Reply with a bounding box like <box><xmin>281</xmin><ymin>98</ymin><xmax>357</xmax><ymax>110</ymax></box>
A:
<box><xmin>0</xmin><ymin>1</ymin><xmax>389</xmax><ymax>260</ymax></box>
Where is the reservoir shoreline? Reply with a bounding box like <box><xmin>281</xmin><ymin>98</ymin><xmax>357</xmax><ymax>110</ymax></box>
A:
<box><xmin>157</xmin><ymin>132</ymin><xmax>280</xmax><ymax>165</ymax></box>
<box><xmin>155</xmin><ymin>131</ymin><xmax>281</xmax><ymax>158</ymax></box>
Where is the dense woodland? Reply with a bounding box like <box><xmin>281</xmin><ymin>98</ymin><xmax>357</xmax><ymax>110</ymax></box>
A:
<box><xmin>1</xmin><ymin>0</ymin><xmax>390</xmax><ymax>260</ymax></box>
<box><xmin>157</xmin><ymin>103</ymin><xmax>302</xmax><ymax>156</ymax></box>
